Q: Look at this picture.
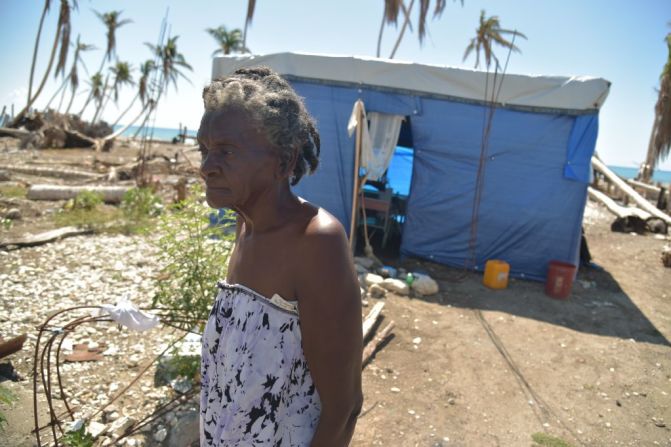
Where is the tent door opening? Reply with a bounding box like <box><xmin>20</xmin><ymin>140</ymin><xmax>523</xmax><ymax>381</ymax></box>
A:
<box><xmin>357</xmin><ymin>117</ymin><xmax>414</xmax><ymax>257</ymax></box>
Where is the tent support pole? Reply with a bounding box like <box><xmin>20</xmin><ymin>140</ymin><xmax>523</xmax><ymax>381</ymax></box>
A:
<box><xmin>349</xmin><ymin>100</ymin><xmax>364</xmax><ymax>250</ymax></box>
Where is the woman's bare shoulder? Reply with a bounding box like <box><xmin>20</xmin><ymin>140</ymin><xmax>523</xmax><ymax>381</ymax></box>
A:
<box><xmin>290</xmin><ymin>201</ymin><xmax>348</xmax><ymax>260</ymax></box>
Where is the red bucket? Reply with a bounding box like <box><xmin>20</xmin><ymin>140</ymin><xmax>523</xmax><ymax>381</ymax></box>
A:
<box><xmin>545</xmin><ymin>261</ymin><xmax>576</xmax><ymax>300</ymax></box>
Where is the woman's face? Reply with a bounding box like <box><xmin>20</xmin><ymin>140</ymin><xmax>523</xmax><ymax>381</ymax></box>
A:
<box><xmin>198</xmin><ymin>107</ymin><xmax>280</xmax><ymax>209</ymax></box>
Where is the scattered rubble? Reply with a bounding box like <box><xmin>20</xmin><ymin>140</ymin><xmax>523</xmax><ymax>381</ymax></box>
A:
<box><xmin>662</xmin><ymin>245</ymin><xmax>671</xmax><ymax>267</ymax></box>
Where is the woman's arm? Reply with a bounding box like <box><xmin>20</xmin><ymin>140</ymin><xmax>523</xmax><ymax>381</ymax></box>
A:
<box><xmin>296</xmin><ymin>218</ymin><xmax>363</xmax><ymax>447</ymax></box>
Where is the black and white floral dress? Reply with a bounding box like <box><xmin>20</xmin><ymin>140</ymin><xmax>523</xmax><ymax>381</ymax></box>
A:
<box><xmin>200</xmin><ymin>281</ymin><xmax>321</xmax><ymax>446</ymax></box>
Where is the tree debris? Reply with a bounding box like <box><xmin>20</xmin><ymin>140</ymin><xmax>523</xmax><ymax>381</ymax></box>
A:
<box><xmin>0</xmin><ymin>226</ymin><xmax>93</xmax><ymax>250</ymax></box>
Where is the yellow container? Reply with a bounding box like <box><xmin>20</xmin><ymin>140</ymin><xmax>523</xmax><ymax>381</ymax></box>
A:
<box><xmin>483</xmin><ymin>260</ymin><xmax>510</xmax><ymax>289</ymax></box>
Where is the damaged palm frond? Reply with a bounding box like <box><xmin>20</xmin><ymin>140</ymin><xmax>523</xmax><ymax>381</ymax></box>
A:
<box><xmin>640</xmin><ymin>28</ymin><xmax>671</xmax><ymax>181</ymax></box>
<box><xmin>463</xmin><ymin>9</ymin><xmax>526</xmax><ymax>70</ymax></box>
<box><xmin>379</xmin><ymin>0</ymin><xmax>461</xmax><ymax>59</ymax></box>
<box><xmin>93</xmin><ymin>9</ymin><xmax>133</xmax><ymax>66</ymax></box>
<box><xmin>206</xmin><ymin>26</ymin><xmax>248</xmax><ymax>56</ymax></box>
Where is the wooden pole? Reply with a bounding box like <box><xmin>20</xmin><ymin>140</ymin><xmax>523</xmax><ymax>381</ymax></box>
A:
<box><xmin>362</xmin><ymin>321</ymin><xmax>395</xmax><ymax>366</ymax></box>
<box><xmin>592</xmin><ymin>156</ymin><xmax>671</xmax><ymax>224</ymax></box>
<box><xmin>362</xmin><ymin>302</ymin><xmax>385</xmax><ymax>340</ymax></box>
<box><xmin>588</xmin><ymin>187</ymin><xmax>651</xmax><ymax>220</ymax></box>
<box><xmin>349</xmin><ymin>100</ymin><xmax>364</xmax><ymax>249</ymax></box>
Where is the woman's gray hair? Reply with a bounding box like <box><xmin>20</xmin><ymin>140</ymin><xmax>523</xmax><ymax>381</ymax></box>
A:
<box><xmin>202</xmin><ymin>66</ymin><xmax>320</xmax><ymax>185</ymax></box>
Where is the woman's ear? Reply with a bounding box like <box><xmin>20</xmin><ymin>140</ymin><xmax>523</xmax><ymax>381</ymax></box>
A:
<box><xmin>278</xmin><ymin>148</ymin><xmax>299</xmax><ymax>180</ymax></box>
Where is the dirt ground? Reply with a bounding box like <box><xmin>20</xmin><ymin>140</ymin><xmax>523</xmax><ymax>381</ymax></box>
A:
<box><xmin>1</xmin><ymin>141</ymin><xmax>670</xmax><ymax>446</ymax></box>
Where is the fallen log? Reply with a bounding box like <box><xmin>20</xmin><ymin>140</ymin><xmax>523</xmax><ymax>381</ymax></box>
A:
<box><xmin>592</xmin><ymin>157</ymin><xmax>671</xmax><ymax>224</ymax></box>
<box><xmin>362</xmin><ymin>321</ymin><xmax>395</xmax><ymax>366</ymax></box>
<box><xmin>0</xmin><ymin>127</ymin><xmax>30</xmax><ymax>139</ymax></box>
<box><xmin>0</xmin><ymin>226</ymin><xmax>93</xmax><ymax>250</ymax></box>
<box><xmin>627</xmin><ymin>179</ymin><xmax>661</xmax><ymax>194</ymax></box>
<box><xmin>0</xmin><ymin>163</ymin><xmax>103</xmax><ymax>181</ymax></box>
<box><xmin>27</xmin><ymin>184</ymin><xmax>131</xmax><ymax>203</ymax></box>
<box><xmin>0</xmin><ymin>334</ymin><xmax>27</xmax><ymax>359</ymax></box>
<box><xmin>363</xmin><ymin>302</ymin><xmax>385</xmax><ymax>340</ymax></box>
<box><xmin>64</xmin><ymin>128</ymin><xmax>99</xmax><ymax>149</ymax></box>
<box><xmin>588</xmin><ymin>187</ymin><xmax>651</xmax><ymax>220</ymax></box>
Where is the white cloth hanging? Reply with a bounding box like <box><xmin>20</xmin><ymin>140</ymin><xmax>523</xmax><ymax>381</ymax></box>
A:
<box><xmin>100</xmin><ymin>297</ymin><xmax>160</xmax><ymax>331</ymax></box>
<box><xmin>347</xmin><ymin>100</ymin><xmax>404</xmax><ymax>181</ymax></box>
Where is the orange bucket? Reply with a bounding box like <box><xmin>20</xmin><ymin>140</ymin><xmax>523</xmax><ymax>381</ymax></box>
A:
<box><xmin>545</xmin><ymin>261</ymin><xmax>576</xmax><ymax>299</ymax></box>
<box><xmin>483</xmin><ymin>260</ymin><xmax>510</xmax><ymax>289</ymax></box>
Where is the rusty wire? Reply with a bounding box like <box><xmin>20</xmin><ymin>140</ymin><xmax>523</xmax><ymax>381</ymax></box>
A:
<box><xmin>30</xmin><ymin>305</ymin><xmax>196</xmax><ymax>446</ymax></box>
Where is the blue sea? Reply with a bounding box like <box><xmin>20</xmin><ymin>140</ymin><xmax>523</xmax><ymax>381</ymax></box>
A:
<box><xmin>112</xmin><ymin>124</ymin><xmax>197</xmax><ymax>142</ymax></box>
<box><xmin>609</xmin><ymin>166</ymin><xmax>671</xmax><ymax>184</ymax></box>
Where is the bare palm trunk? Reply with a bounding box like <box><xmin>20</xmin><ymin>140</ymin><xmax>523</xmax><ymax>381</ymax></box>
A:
<box><xmin>28</xmin><ymin>2</ymin><xmax>50</xmax><ymax>104</ymax></box>
<box><xmin>132</xmin><ymin>105</ymin><xmax>154</xmax><ymax>139</ymax></box>
<box><xmin>44</xmin><ymin>74</ymin><xmax>69</xmax><ymax>111</ymax></box>
<box><xmin>112</xmin><ymin>93</ymin><xmax>138</xmax><ymax>128</ymax></box>
<box><xmin>639</xmin><ymin>115</ymin><xmax>661</xmax><ymax>182</ymax></box>
<box><xmin>56</xmin><ymin>80</ymin><xmax>68</xmax><ymax>112</ymax></box>
<box><xmin>77</xmin><ymin>89</ymin><xmax>94</xmax><ymax>117</ymax></box>
<box><xmin>376</xmin><ymin>10</ymin><xmax>386</xmax><ymax>57</ymax></box>
<box><xmin>64</xmin><ymin>84</ymin><xmax>79</xmax><ymax>115</ymax></box>
<box><xmin>92</xmin><ymin>75</ymin><xmax>110</xmax><ymax>123</ymax></box>
<box><xmin>389</xmin><ymin>0</ymin><xmax>415</xmax><ymax>59</ymax></box>
<box><xmin>10</xmin><ymin>22</ymin><xmax>62</xmax><ymax>127</ymax></box>
<box><xmin>103</xmin><ymin>101</ymin><xmax>150</xmax><ymax>141</ymax></box>
<box><xmin>96</xmin><ymin>90</ymin><xmax>113</xmax><ymax>124</ymax></box>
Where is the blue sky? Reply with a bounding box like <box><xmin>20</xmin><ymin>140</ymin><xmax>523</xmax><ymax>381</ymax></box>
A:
<box><xmin>1</xmin><ymin>0</ymin><xmax>669</xmax><ymax>170</ymax></box>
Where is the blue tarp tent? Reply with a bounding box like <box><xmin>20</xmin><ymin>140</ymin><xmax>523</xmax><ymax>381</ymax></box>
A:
<box><xmin>213</xmin><ymin>53</ymin><xmax>610</xmax><ymax>281</ymax></box>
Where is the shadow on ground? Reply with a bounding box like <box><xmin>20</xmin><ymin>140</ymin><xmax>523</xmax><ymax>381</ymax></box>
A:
<box><xmin>358</xmin><ymin>230</ymin><xmax>670</xmax><ymax>347</ymax></box>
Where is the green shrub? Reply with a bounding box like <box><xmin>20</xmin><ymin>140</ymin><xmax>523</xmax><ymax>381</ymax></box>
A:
<box><xmin>71</xmin><ymin>191</ymin><xmax>103</xmax><ymax>211</ymax></box>
<box><xmin>121</xmin><ymin>187</ymin><xmax>163</xmax><ymax>221</ymax></box>
<box><xmin>152</xmin><ymin>185</ymin><xmax>235</xmax><ymax>331</ymax></box>
<box><xmin>0</xmin><ymin>185</ymin><xmax>26</xmax><ymax>199</ymax></box>
<box><xmin>0</xmin><ymin>384</ymin><xmax>16</xmax><ymax>431</ymax></box>
<box><xmin>531</xmin><ymin>432</ymin><xmax>575</xmax><ymax>447</ymax></box>
<box><xmin>54</xmin><ymin>204</ymin><xmax>122</xmax><ymax>231</ymax></box>
<box><xmin>1</xmin><ymin>218</ymin><xmax>12</xmax><ymax>231</ymax></box>
<box><xmin>61</xmin><ymin>424</ymin><xmax>93</xmax><ymax>447</ymax></box>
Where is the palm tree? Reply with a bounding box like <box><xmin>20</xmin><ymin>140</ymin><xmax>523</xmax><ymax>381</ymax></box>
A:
<box><xmin>79</xmin><ymin>72</ymin><xmax>103</xmax><ymax>117</ymax></box>
<box><xmin>242</xmin><ymin>0</ymin><xmax>256</xmax><ymax>50</ymax></box>
<box><xmin>206</xmin><ymin>26</ymin><xmax>248</xmax><ymax>56</ymax></box>
<box><xmin>27</xmin><ymin>0</ymin><xmax>53</xmax><ymax>103</ymax></box>
<box><xmin>64</xmin><ymin>37</ymin><xmax>95</xmax><ymax>114</ymax></box>
<box><xmin>113</xmin><ymin>36</ymin><xmax>192</xmax><ymax>141</ymax></box>
<box><xmin>75</xmin><ymin>9</ymin><xmax>132</xmax><ymax>120</ymax></box>
<box><xmin>42</xmin><ymin>35</ymin><xmax>93</xmax><ymax>112</ymax></box>
<box><xmin>145</xmin><ymin>35</ymin><xmax>192</xmax><ymax>96</ymax></box>
<box><xmin>93</xmin><ymin>61</ymin><xmax>134</xmax><ymax>124</ymax></box>
<box><xmin>11</xmin><ymin>0</ymin><xmax>76</xmax><ymax>127</ymax></box>
<box><xmin>93</xmin><ymin>10</ymin><xmax>132</xmax><ymax>71</ymax></box>
<box><xmin>463</xmin><ymin>10</ymin><xmax>526</xmax><ymax>70</ymax></box>
<box><xmin>377</xmin><ymin>0</ymin><xmax>460</xmax><ymax>59</ymax></box>
<box><xmin>112</xmin><ymin>60</ymin><xmax>155</xmax><ymax>127</ymax></box>
<box><xmin>639</xmin><ymin>29</ymin><xmax>671</xmax><ymax>182</ymax></box>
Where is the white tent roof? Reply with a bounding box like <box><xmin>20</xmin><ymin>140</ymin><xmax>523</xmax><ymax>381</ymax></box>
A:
<box><xmin>212</xmin><ymin>52</ymin><xmax>610</xmax><ymax>113</ymax></box>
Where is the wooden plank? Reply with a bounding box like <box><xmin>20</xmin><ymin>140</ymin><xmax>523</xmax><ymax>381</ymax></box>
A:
<box><xmin>362</xmin><ymin>321</ymin><xmax>395</xmax><ymax>366</ymax></box>
<box><xmin>349</xmin><ymin>100</ymin><xmax>364</xmax><ymax>249</ymax></box>
<box><xmin>362</xmin><ymin>302</ymin><xmax>385</xmax><ymax>340</ymax></box>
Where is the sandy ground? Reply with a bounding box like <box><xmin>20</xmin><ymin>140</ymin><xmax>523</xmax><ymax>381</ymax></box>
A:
<box><xmin>1</xmin><ymin>141</ymin><xmax>670</xmax><ymax>446</ymax></box>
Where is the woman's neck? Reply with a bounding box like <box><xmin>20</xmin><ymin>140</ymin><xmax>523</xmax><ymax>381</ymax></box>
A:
<box><xmin>236</xmin><ymin>182</ymin><xmax>300</xmax><ymax>235</ymax></box>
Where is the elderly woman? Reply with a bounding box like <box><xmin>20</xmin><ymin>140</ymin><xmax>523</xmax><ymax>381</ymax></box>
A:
<box><xmin>197</xmin><ymin>67</ymin><xmax>363</xmax><ymax>446</ymax></box>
